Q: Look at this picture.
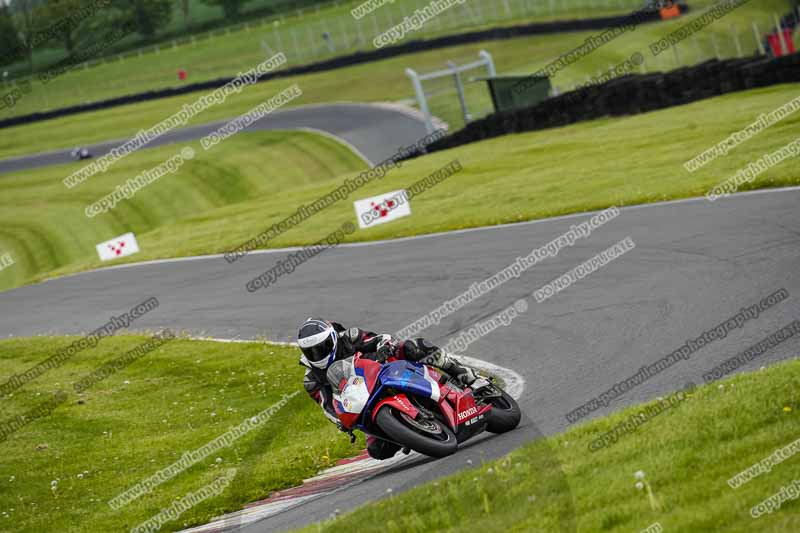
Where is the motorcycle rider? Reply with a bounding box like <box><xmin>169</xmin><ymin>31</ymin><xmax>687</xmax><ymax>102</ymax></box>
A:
<box><xmin>297</xmin><ymin>317</ymin><xmax>486</xmax><ymax>460</ymax></box>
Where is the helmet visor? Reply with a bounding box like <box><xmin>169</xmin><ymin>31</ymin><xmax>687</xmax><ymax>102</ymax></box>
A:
<box><xmin>301</xmin><ymin>335</ymin><xmax>335</xmax><ymax>363</ymax></box>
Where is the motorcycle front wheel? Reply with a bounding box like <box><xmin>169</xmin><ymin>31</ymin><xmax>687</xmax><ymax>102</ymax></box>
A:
<box><xmin>484</xmin><ymin>388</ymin><xmax>521</xmax><ymax>434</ymax></box>
<box><xmin>375</xmin><ymin>406</ymin><xmax>458</xmax><ymax>458</ymax></box>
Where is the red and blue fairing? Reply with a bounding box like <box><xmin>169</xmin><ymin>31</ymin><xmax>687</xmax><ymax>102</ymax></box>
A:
<box><xmin>331</xmin><ymin>354</ymin><xmax>491</xmax><ymax>443</ymax></box>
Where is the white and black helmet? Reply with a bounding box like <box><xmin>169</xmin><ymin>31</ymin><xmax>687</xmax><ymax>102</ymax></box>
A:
<box><xmin>298</xmin><ymin>318</ymin><xmax>338</xmax><ymax>369</ymax></box>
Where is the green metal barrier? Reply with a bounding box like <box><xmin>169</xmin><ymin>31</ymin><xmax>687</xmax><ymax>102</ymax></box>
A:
<box><xmin>477</xmin><ymin>75</ymin><xmax>551</xmax><ymax>113</ymax></box>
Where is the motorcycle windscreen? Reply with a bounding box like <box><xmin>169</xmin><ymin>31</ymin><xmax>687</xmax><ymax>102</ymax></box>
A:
<box><xmin>327</xmin><ymin>358</ymin><xmax>354</xmax><ymax>394</ymax></box>
<box><xmin>329</xmin><ymin>359</ymin><xmax>371</xmax><ymax>415</ymax></box>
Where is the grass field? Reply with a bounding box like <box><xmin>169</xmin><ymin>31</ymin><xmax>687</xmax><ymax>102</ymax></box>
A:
<box><xmin>7</xmin><ymin>0</ymin><xmax>648</xmax><ymax>81</ymax></box>
<box><xmin>1</xmin><ymin>82</ymin><xmax>798</xmax><ymax>292</ymax></box>
<box><xmin>300</xmin><ymin>357</ymin><xmax>800</xmax><ymax>532</ymax></box>
<box><xmin>0</xmin><ymin>0</ymin><xmax>792</xmax><ymax>130</ymax></box>
<box><xmin>0</xmin><ymin>335</ymin><xmax>362</xmax><ymax>533</ymax></box>
<box><xmin>1</xmin><ymin>0</ymin><xmax>652</xmax><ymax>114</ymax></box>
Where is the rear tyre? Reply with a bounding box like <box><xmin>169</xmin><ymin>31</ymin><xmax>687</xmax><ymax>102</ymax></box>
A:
<box><xmin>375</xmin><ymin>406</ymin><xmax>458</xmax><ymax>458</ymax></box>
<box><xmin>485</xmin><ymin>389</ymin><xmax>521</xmax><ymax>434</ymax></box>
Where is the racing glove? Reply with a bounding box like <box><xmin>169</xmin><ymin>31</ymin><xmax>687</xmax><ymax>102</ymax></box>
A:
<box><xmin>375</xmin><ymin>335</ymin><xmax>398</xmax><ymax>363</ymax></box>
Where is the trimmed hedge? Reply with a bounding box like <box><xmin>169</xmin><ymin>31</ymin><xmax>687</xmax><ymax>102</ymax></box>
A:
<box><xmin>417</xmin><ymin>52</ymin><xmax>800</xmax><ymax>157</ymax></box>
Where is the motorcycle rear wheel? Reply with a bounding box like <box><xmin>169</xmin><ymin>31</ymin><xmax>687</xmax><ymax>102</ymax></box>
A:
<box><xmin>375</xmin><ymin>407</ymin><xmax>458</xmax><ymax>458</ymax></box>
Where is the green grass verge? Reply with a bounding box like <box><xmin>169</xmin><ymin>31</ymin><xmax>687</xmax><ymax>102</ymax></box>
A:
<box><xmin>0</xmin><ymin>0</ymin><xmax>791</xmax><ymax>156</ymax></box>
<box><xmin>0</xmin><ymin>334</ymin><xmax>361</xmax><ymax>533</ymax></box>
<box><xmin>2</xmin><ymin>82</ymin><xmax>799</xmax><ymax>292</ymax></box>
<box><xmin>299</xmin><ymin>358</ymin><xmax>800</xmax><ymax>532</ymax></box>
<box><xmin>0</xmin><ymin>129</ymin><xmax>366</xmax><ymax>291</ymax></box>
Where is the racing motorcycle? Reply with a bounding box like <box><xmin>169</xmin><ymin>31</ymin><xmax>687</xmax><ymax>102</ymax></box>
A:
<box><xmin>326</xmin><ymin>352</ymin><xmax>521</xmax><ymax>458</ymax></box>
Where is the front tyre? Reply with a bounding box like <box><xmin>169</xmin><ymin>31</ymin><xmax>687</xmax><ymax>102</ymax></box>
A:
<box><xmin>375</xmin><ymin>407</ymin><xmax>458</xmax><ymax>458</ymax></box>
<box><xmin>485</xmin><ymin>389</ymin><xmax>521</xmax><ymax>434</ymax></box>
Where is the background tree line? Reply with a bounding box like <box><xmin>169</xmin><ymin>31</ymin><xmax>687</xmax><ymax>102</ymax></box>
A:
<box><xmin>0</xmin><ymin>0</ymin><xmax>333</xmax><ymax>71</ymax></box>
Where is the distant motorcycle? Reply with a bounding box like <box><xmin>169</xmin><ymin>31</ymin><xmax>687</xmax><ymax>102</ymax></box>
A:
<box><xmin>327</xmin><ymin>352</ymin><xmax>521</xmax><ymax>458</ymax></box>
<box><xmin>70</xmin><ymin>147</ymin><xmax>92</xmax><ymax>160</ymax></box>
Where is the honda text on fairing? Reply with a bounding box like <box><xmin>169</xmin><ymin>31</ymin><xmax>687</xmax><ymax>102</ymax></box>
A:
<box><xmin>326</xmin><ymin>351</ymin><xmax>521</xmax><ymax>458</ymax></box>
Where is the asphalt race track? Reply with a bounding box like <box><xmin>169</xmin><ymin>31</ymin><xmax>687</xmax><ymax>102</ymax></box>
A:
<box><xmin>0</xmin><ymin>102</ymin><xmax>431</xmax><ymax>174</ymax></box>
<box><xmin>1</xmin><ymin>181</ymin><xmax>799</xmax><ymax>530</ymax></box>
